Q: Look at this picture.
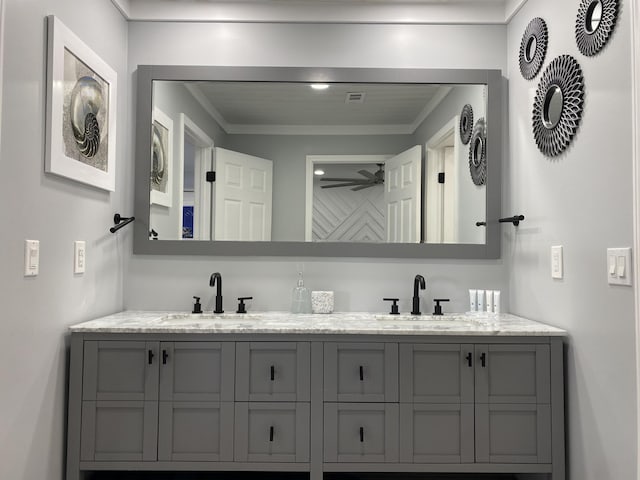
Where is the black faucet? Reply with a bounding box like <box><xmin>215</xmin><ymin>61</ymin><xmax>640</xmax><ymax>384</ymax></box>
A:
<box><xmin>411</xmin><ymin>274</ymin><xmax>426</xmax><ymax>315</ymax></box>
<box><xmin>209</xmin><ymin>272</ymin><xmax>224</xmax><ymax>313</ymax></box>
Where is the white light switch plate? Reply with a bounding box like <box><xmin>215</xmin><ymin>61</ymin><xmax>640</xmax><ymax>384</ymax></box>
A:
<box><xmin>24</xmin><ymin>239</ymin><xmax>39</xmax><ymax>276</ymax></box>
<box><xmin>551</xmin><ymin>246</ymin><xmax>563</xmax><ymax>279</ymax></box>
<box><xmin>607</xmin><ymin>247</ymin><xmax>632</xmax><ymax>286</ymax></box>
<box><xmin>74</xmin><ymin>241</ymin><xmax>86</xmax><ymax>274</ymax></box>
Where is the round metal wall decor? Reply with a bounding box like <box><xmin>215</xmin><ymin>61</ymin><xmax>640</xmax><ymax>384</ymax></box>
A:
<box><xmin>468</xmin><ymin>118</ymin><xmax>487</xmax><ymax>186</ymax></box>
<box><xmin>532</xmin><ymin>55</ymin><xmax>584</xmax><ymax>157</ymax></box>
<box><xmin>575</xmin><ymin>0</ymin><xmax>618</xmax><ymax>56</ymax></box>
<box><xmin>459</xmin><ymin>104</ymin><xmax>474</xmax><ymax>144</ymax></box>
<box><xmin>519</xmin><ymin>17</ymin><xmax>548</xmax><ymax>80</ymax></box>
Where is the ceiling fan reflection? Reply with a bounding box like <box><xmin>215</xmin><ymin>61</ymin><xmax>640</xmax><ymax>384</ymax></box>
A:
<box><xmin>320</xmin><ymin>164</ymin><xmax>384</xmax><ymax>191</ymax></box>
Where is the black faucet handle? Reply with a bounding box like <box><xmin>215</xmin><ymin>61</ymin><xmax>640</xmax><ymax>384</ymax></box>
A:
<box><xmin>237</xmin><ymin>296</ymin><xmax>253</xmax><ymax>314</ymax></box>
<box><xmin>383</xmin><ymin>298</ymin><xmax>400</xmax><ymax>315</ymax></box>
<box><xmin>433</xmin><ymin>298</ymin><xmax>450</xmax><ymax>316</ymax></box>
<box><xmin>192</xmin><ymin>296</ymin><xmax>202</xmax><ymax>314</ymax></box>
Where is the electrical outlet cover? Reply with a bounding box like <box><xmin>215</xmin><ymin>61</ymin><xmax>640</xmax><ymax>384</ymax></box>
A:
<box><xmin>551</xmin><ymin>245</ymin><xmax>563</xmax><ymax>279</ymax></box>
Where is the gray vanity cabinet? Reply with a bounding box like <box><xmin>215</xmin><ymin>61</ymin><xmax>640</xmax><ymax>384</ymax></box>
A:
<box><xmin>68</xmin><ymin>332</ymin><xmax>564</xmax><ymax>480</ymax></box>
<box><xmin>398</xmin><ymin>344</ymin><xmax>475</xmax><ymax>464</ymax></box>
<box><xmin>80</xmin><ymin>341</ymin><xmax>159</xmax><ymax>461</ymax></box>
<box><xmin>157</xmin><ymin>342</ymin><xmax>235</xmax><ymax>461</ymax></box>
<box><xmin>474</xmin><ymin>344</ymin><xmax>552</xmax><ymax>463</ymax></box>
<box><xmin>80</xmin><ymin>340</ymin><xmax>236</xmax><ymax>462</ymax></box>
<box><xmin>398</xmin><ymin>343</ymin><xmax>552</xmax><ymax>465</ymax></box>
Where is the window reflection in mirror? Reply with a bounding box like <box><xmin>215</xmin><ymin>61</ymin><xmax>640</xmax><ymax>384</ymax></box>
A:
<box><xmin>149</xmin><ymin>81</ymin><xmax>487</xmax><ymax>245</ymax></box>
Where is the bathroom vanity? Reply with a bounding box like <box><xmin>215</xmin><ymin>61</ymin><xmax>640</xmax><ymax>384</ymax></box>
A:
<box><xmin>66</xmin><ymin>312</ymin><xmax>566</xmax><ymax>480</ymax></box>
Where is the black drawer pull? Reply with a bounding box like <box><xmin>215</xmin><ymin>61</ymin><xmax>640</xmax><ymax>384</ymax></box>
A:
<box><xmin>359</xmin><ymin>365</ymin><xmax>364</xmax><ymax>381</ymax></box>
<box><xmin>359</xmin><ymin>427</ymin><xmax>364</xmax><ymax>443</ymax></box>
<box><xmin>269</xmin><ymin>426</ymin><xmax>274</xmax><ymax>442</ymax></box>
<box><xmin>270</xmin><ymin>365</ymin><xmax>275</xmax><ymax>381</ymax></box>
<box><xmin>466</xmin><ymin>352</ymin><xmax>472</xmax><ymax>367</ymax></box>
<box><xmin>480</xmin><ymin>352</ymin><xmax>486</xmax><ymax>368</ymax></box>
<box><xmin>148</xmin><ymin>349</ymin><xmax>154</xmax><ymax>365</ymax></box>
<box><xmin>162</xmin><ymin>350</ymin><xmax>169</xmax><ymax>365</ymax></box>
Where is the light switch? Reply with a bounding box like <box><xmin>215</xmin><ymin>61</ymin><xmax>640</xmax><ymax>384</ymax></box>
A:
<box><xmin>24</xmin><ymin>239</ymin><xmax>39</xmax><ymax>276</ymax></box>
<box><xmin>609</xmin><ymin>255</ymin><xmax>617</xmax><ymax>276</ymax></box>
<box><xmin>551</xmin><ymin>245</ymin><xmax>563</xmax><ymax>279</ymax></box>
<box><xmin>607</xmin><ymin>247</ymin><xmax>632</xmax><ymax>286</ymax></box>
<box><xmin>617</xmin><ymin>256</ymin><xmax>626</xmax><ymax>278</ymax></box>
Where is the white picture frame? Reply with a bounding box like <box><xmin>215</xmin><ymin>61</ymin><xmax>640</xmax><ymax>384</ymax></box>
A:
<box><xmin>45</xmin><ymin>15</ymin><xmax>117</xmax><ymax>191</ymax></box>
<box><xmin>150</xmin><ymin>107</ymin><xmax>173</xmax><ymax>207</ymax></box>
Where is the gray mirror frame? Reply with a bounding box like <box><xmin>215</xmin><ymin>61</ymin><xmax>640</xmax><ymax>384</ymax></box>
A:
<box><xmin>134</xmin><ymin>66</ymin><xmax>503</xmax><ymax>259</ymax></box>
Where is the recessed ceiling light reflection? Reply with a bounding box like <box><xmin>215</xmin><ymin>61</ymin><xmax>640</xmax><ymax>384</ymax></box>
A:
<box><xmin>314</xmin><ymin>169</ymin><xmax>325</xmax><ymax>176</ymax></box>
<box><xmin>311</xmin><ymin>84</ymin><xmax>330</xmax><ymax>90</ymax></box>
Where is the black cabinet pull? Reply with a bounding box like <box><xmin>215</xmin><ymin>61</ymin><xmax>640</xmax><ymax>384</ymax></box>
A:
<box><xmin>480</xmin><ymin>352</ymin><xmax>486</xmax><ymax>368</ymax></box>
<box><xmin>162</xmin><ymin>350</ymin><xmax>169</xmax><ymax>365</ymax></box>
<box><xmin>148</xmin><ymin>349</ymin><xmax>154</xmax><ymax>365</ymax></box>
<box><xmin>270</xmin><ymin>365</ymin><xmax>275</xmax><ymax>381</ymax></box>
<box><xmin>269</xmin><ymin>426</ymin><xmax>274</xmax><ymax>442</ymax></box>
<box><xmin>359</xmin><ymin>365</ymin><xmax>364</xmax><ymax>381</ymax></box>
<box><xmin>466</xmin><ymin>352</ymin><xmax>472</xmax><ymax>367</ymax></box>
<box><xmin>359</xmin><ymin>427</ymin><xmax>364</xmax><ymax>442</ymax></box>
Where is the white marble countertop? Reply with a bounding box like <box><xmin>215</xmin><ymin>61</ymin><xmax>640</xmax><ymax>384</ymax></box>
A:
<box><xmin>69</xmin><ymin>311</ymin><xmax>566</xmax><ymax>336</ymax></box>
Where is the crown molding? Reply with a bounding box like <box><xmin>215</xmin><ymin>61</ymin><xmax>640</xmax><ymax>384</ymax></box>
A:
<box><xmin>112</xmin><ymin>0</ymin><xmax>528</xmax><ymax>24</ymax></box>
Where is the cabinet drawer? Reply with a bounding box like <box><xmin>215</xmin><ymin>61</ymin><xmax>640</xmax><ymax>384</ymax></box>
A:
<box><xmin>324</xmin><ymin>343</ymin><xmax>398</xmax><ymax>402</ymax></box>
<box><xmin>475</xmin><ymin>345</ymin><xmax>550</xmax><ymax>404</ymax></box>
<box><xmin>324</xmin><ymin>403</ymin><xmax>399</xmax><ymax>463</ymax></box>
<box><xmin>234</xmin><ymin>402</ymin><xmax>310</xmax><ymax>462</ymax></box>
<box><xmin>83</xmin><ymin>341</ymin><xmax>159</xmax><ymax>401</ymax></box>
<box><xmin>399</xmin><ymin>403</ymin><xmax>474</xmax><ymax>463</ymax></box>
<box><xmin>475</xmin><ymin>403</ymin><xmax>551</xmax><ymax>464</ymax></box>
<box><xmin>236</xmin><ymin>342</ymin><xmax>310</xmax><ymax>401</ymax></box>
<box><xmin>80</xmin><ymin>401</ymin><xmax>158</xmax><ymax>461</ymax></box>
<box><xmin>399</xmin><ymin>344</ymin><xmax>474</xmax><ymax>403</ymax></box>
<box><xmin>158</xmin><ymin>401</ymin><xmax>234</xmax><ymax>461</ymax></box>
<box><xmin>159</xmin><ymin>342</ymin><xmax>235</xmax><ymax>402</ymax></box>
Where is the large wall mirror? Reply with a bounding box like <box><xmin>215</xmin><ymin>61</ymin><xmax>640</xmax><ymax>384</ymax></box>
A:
<box><xmin>135</xmin><ymin>66</ymin><xmax>503</xmax><ymax>258</ymax></box>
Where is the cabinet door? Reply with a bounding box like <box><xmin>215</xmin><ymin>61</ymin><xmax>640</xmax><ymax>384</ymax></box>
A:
<box><xmin>399</xmin><ymin>403</ymin><xmax>474</xmax><ymax>463</ymax></box>
<box><xmin>159</xmin><ymin>342</ymin><xmax>235</xmax><ymax>402</ymax></box>
<box><xmin>83</xmin><ymin>341</ymin><xmax>159</xmax><ymax>401</ymax></box>
<box><xmin>475</xmin><ymin>404</ymin><xmax>551</xmax><ymax>464</ymax></box>
<box><xmin>324</xmin><ymin>343</ymin><xmax>398</xmax><ymax>402</ymax></box>
<box><xmin>236</xmin><ymin>342</ymin><xmax>310</xmax><ymax>401</ymax></box>
<box><xmin>324</xmin><ymin>403</ymin><xmax>399</xmax><ymax>463</ymax></box>
<box><xmin>234</xmin><ymin>402</ymin><xmax>310</xmax><ymax>462</ymax></box>
<box><xmin>80</xmin><ymin>401</ymin><xmax>158</xmax><ymax>461</ymax></box>
<box><xmin>399</xmin><ymin>344</ymin><xmax>474</xmax><ymax>403</ymax></box>
<box><xmin>475</xmin><ymin>345</ymin><xmax>550</xmax><ymax>404</ymax></box>
<box><xmin>158</xmin><ymin>401</ymin><xmax>234</xmax><ymax>461</ymax></box>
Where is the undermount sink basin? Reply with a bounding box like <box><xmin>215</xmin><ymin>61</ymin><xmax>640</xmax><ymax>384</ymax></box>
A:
<box><xmin>160</xmin><ymin>313</ymin><xmax>261</xmax><ymax>322</ymax></box>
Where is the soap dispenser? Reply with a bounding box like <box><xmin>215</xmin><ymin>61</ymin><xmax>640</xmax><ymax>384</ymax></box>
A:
<box><xmin>291</xmin><ymin>269</ymin><xmax>312</xmax><ymax>314</ymax></box>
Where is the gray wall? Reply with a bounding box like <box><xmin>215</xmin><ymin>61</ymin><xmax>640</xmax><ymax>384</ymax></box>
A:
<box><xmin>506</xmin><ymin>1</ymin><xmax>636</xmax><ymax>479</ymax></box>
<box><xmin>0</xmin><ymin>1</ymin><xmax>128</xmax><ymax>480</ymax></box>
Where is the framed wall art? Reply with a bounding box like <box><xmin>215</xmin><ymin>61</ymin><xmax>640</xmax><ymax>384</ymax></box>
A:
<box><xmin>150</xmin><ymin>107</ymin><xmax>173</xmax><ymax>207</ymax></box>
<box><xmin>45</xmin><ymin>15</ymin><xmax>117</xmax><ymax>191</ymax></box>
